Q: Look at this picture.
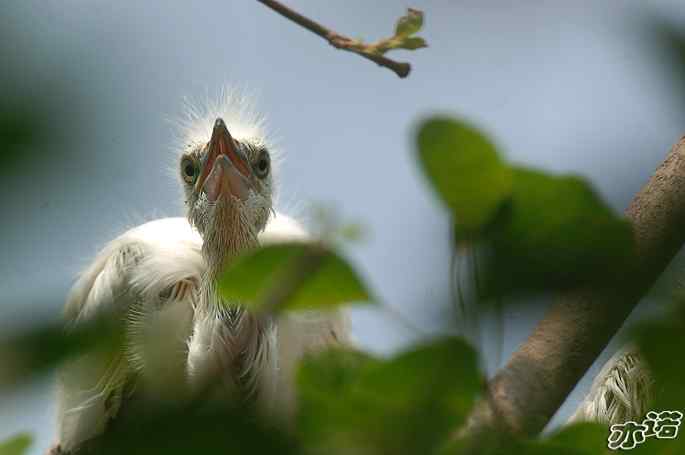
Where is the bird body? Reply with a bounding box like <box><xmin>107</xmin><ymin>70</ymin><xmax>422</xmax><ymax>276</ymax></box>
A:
<box><xmin>57</xmin><ymin>214</ymin><xmax>348</xmax><ymax>452</ymax></box>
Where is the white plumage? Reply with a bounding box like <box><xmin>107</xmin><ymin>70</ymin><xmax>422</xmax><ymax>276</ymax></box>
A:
<box><xmin>569</xmin><ymin>345</ymin><xmax>653</xmax><ymax>425</ymax></box>
<box><xmin>54</xmin><ymin>91</ymin><xmax>349</xmax><ymax>453</ymax></box>
<box><xmin>57</xmin><ymin>218</ymin><xmax>202</xmax><ymax>452</ymax></box>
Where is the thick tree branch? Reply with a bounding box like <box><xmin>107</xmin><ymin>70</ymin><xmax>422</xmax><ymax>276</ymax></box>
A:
<box><xmin>461</xmin><ymin>137</ymin><xmax>685</xmax><ymax>441</ymax></box>
<box><xmin>256</xmin><ymin>0</ymin><xmax>412</xmax><ymax>78</ymax></box>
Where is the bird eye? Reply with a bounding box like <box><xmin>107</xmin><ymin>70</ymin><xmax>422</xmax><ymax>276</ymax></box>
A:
<box><xmin>254</xmin><ymin>150</ymin><xmax>270</xmax><ymax>179</ymax></box>
<box><xmin>181</xmin><ymin>156</ymin><xmax>199</xmax><ymax>184</ymax></box>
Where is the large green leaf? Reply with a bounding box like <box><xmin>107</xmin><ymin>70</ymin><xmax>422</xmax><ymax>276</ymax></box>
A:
<box><xmin>417</xmin><ymin>116</ymin><xmax>634</xmax><ymax>295</ymax></box>
<box><xmin>417</xmin><ymin>117</ymin><xmax>513</xmax><ymax>232</ymax></box>
<box><xmin>482</xmin><ymin>167</ymin><xmax>634</xmax><ymax>294</ymax></box>
<box><xmin>297</xmin><ymin>337</ymin><xmax>482</xmax><ymax>455</ymax></box>
<box><xmin>217</xmin><ymin>242</ymin><xmax>373</xmax><ymax>313</ymax></box>
<box><xmin>0</xmin><ymin>434</ymin><xmax>32</xmax><ymax>455</ymax></box>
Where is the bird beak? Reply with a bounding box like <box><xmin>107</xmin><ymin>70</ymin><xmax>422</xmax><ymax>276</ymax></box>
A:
<box><xmin>196</xmin><ymin>118</ymin><xmax>254</xmax><ymax>203</ymax></box>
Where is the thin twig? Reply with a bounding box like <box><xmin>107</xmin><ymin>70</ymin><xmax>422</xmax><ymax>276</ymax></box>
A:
<box><xmin>257</xmin><ymin>0</ymin><xmax>412</xmax><ymax>78</ymax></box>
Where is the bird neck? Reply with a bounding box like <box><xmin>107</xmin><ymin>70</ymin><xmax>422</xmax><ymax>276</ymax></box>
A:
<box><xmin>200</xmin><ymin>237</ymin><xmax>256</xmax><ymax>316</ymax></box>
<box><xmin>200</xmin><ymin>201</ymin><xmax>262</xmax><ymax>281</ymax></box>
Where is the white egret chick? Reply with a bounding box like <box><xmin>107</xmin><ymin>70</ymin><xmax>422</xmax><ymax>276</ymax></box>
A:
<box><xmin>53</xmin><ymin>92</ymin><xmax>349</xmax><ymax>453</ymax></box>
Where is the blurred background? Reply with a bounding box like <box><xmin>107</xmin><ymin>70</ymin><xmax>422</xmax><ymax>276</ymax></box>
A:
<box><xmin>2</xmin><ymin>1</ymin><xmax>685</xmax><ymax>453</ymax></box>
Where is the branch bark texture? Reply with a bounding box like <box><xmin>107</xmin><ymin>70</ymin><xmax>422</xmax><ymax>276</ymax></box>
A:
<box><xmin>463</xmin><ymin>137</ymin><xmax>685</xmax><ymax>439</ymax></box>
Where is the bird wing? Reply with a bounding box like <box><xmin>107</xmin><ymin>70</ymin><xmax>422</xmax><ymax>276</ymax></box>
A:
<box><xmin>56</xmin><ymin>217</ymin><xmax>205</xmax><ymax>452</ymax></box>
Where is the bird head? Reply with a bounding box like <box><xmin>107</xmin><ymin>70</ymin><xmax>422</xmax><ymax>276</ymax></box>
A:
<box><xmin>179</xmin><ymin>106</ymin><xmax>275</xmax><ymax>271</ymax></box>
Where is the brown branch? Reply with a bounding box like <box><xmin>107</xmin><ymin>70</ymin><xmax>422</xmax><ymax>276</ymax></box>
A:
<box><xmin>460</xmin><ymin>137</ymin><xmax>685</xmax><ymax>443</ymax></box>
<box><xmin>256</xmin><ymin>0</ymin><xmax>412</xmax><ymax>78</ymax></box>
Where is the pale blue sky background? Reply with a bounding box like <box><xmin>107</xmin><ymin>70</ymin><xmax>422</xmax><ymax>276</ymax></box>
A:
<box><xmin>1</xmin><ymin>1</ymin><xmax>685</xmax><ymax>453</ymax></box>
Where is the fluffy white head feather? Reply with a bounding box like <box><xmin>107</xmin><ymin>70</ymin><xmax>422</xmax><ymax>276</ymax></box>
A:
<box><xmin>174</xmin><ymin>87</ymin><xmax>281</xmax><ymax>174</ymax></box>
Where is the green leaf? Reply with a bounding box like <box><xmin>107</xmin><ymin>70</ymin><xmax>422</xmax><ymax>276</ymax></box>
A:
<box><xmin>648</xmin><ymin>21</ymin><xmax>685</xmax><ymax>111</ymax></box>
<box><xmin>85</xmin><ymin>405</ymin><xmax>299</xmax><ymax>454</ymax></box>
<box><xmin>297</xmin><ymin>337</ymin><xmax>482</xmax><ymax>454</ymax></box>
<box><xmin>417</xmin><ymin>117</ymin><xmax>513</xmax><ymax>232</ymax></box>
<box><xmin>399</xmin><ymin>36</ymin><xmax>428</xmax><ymax>50</ymax></box>
<box><xmin>533</xmin><ymin>422</ymin><xmax>611</xmax><ymax>455</ymax></box>
<box><xmin>482</xmin><ymin>167</ymin><xmax>634</xmax><ymax>294</ymax></box>
<box><xmin>217</xmin><ymin>242</ymin><xmax>373</xmax><ymax>313</ymax></box>
<box><xmin>0</xmin><ymin>316</ymin><xmax>123</xmax><ymax>388</ymax></box>
<box><xmin>395</xmin><ymin>8</ymin><xmax>424</xmax><ymax>38</ymax></box>
<box><xmin>441</xmin><ymin>423</ymin><xmax>610</xmax><ymax>455</ymax></box>
<box><xmin>297</xmin><ymin>348</ymin><xmax>380</xmax><ymax>451</ymax></box>
<box><xmin>417</xmin><ymin>115</ymin><xmax>632</xmax><ymax>295</ymax></box>
<box><xmin>0</xmin><ymin>434</ymin><xmax>32</xmax><ymax>455</ymax></box>
<box><xmin>633</xmin><ymin>299</ymin><xmax>685</xmax><ymax>412</ymax></box>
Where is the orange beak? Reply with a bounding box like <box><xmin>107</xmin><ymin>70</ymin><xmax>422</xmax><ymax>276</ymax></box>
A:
<box><xmin>196</xmin><ymin>118</ymin><xmax>254</xmax><ymax>202</ymax></box>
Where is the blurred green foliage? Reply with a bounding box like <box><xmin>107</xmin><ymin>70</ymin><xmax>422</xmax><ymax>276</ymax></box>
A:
<box><xmin>0</xmin><ymin>434</ymin><xmax>32</xmax><ymax>455</ymax></box>
<box><xmin>297</xmin><ymin>338</ymin><xmax>480</xmax><ymax>454</ymax></box>
<box><xmin>217</xmin><ymin>242</ymin><xmax>373</xmax><ymax>314</ymax></box>
<box><xmin>527</xmin><ymin>423</ymin><xmax>611</xmax><ymax>455</ymax></box>
<box><xmin>417</xmin><ymin>116</ymin><xmax>634</xmax><ymax>296</ymax></box>
<box><xmin>0</xmin><ymin>316</ymin><xmax>123</xmax><ymax>389</ymax></box>
<box><xmin>0</xmin><ymin>103</ymin><xmax>675</xmax><ymax>455</ymax></box>
<box><xmin>78</xmin><ymin>404</ymin><xmax>300</xmax><ymax>455</ymax></box>
<box><xmin>417</xmin><ymin>117</ymin><xmax>513</xmax><ymax>232</ymax></box>
<box><xmin>3</xmin><ymin>8</ymin><xmax>685</xmax><ymax>455</ymax></box>
<box><xmin>633</xmin><ymin>298</ymin><xmax>685</xmax><ymax>413</ymax></box>
<box><xmin>441</xmin><ymin>421</ymin><xmax>611</xmax><ymax>455</ymax></box>
<box><xmin>0</xmin><ymin>100</ymin><xmax>676</xmax><ymax>455</ymax></box>
<box><xmin>486</xmin><ymin>166</ymin><xmax>634</xmax><ymax>294</ymax></box>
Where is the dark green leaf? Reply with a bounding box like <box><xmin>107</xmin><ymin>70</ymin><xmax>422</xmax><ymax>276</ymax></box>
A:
<box><xmin>395</xmin><ymin>8</ymin><xmax>424</xmax><ymax>38</ymax></box>
<box><xmin>297</xmin><ymin>337</ymin><xmax>482</xmax><ymax>454</ymax></box>
<box><xmin>0</xmin><ymin>434</ymin><xmax>32</xmax><ymax>455</ymax></box>
<box><xmin>633</xmin><ymin>299</ymin><xmax>685</xmax><ymax>412</ymax></box>
<box><xmin>645</xmin><ymin>20</ymin><xmax>685</xmax><ymax>112</ymax></box>
<box><xmin>0</xmin><ymin>104</ymin><xmax>56</xmax><ymax>173</ymax></box>
<box><xmin>298</xmin><ymin>348</ymin><xmax>378</xmax><ymax>397</ymax></box>
<box><xmin>439</xmin><ymin>433</ymin><xmax>523</xmax><ymax>455</ymax></box>
<box><xmin>217</xmin><ymin>242</ymin><xmax>373</xmax><ymax>313</ymax></box>
<box><xmin>532</xmin><ymin>422</ymin><xmax>610</xmax><ymax>455</ymax></box>
<box><xmin>297</xmin><ymin>348</ymin><xmax>380</xmax><ymax>451</ymax></box>
<box><xmin>441</xmin><ymin>423</ymin><xmax>609</xmax><ymax>455</ymax></box>
<box><xmin>0</xmin><ymin>316</ymin><xmax>123</xmax><ymax>388</ymax></box>
<box><xmin>482</xmin><ymin>167</ymin><xmax>634</xmax><ymax>295</ymax></box>
<box><xmin>417</xmin><ymin>117</ymin><xmax>513</xmax><ymax>232</ymax></box>
<box><xmin>399</xmin><ymin>36</ymin><xmax>428</xmax><ymax>50</ymax></box>
<box><xmin>85</xmin><ymin>404</ymin><xmax>299</xmax><ymax>455</ymax></box>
